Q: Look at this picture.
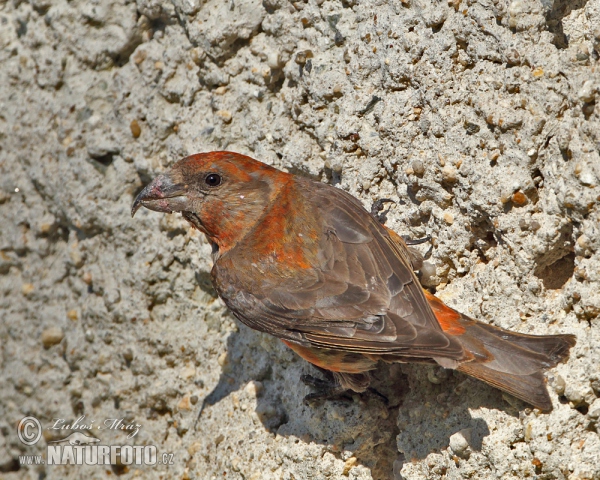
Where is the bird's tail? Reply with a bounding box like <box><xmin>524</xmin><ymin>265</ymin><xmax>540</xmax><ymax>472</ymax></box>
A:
<box><xmin>456</xmin><ymin>318</ymin><xmax>575</xmax><ymax>411</ymax></box>
<box><xmin>425</xmin><ymin>292</ymin><xmax>576</xmax><ymax>411</ymax></box>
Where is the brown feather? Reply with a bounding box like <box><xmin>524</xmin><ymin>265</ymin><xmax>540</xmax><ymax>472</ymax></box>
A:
<box><xmin>135</xmin><ymin>152</ymin><xmax>576</xmax><ymax>411</ymax></box>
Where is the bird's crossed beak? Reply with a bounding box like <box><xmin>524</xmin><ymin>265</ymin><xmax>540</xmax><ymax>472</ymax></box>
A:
<box><xmin>131</xmin><ymin>173</ymin><xmax>189</xmax><ymax>217</ymax></box>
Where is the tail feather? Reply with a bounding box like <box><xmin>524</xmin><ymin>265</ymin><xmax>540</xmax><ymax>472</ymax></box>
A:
<box><xmin>454</xmin><ymin>315</ymin><xmax>575</xmax><ymax>411</ymax></box>
<box><xmin>457</xmin><ymin>363</ymin><xmax>554</xmax><ymax>411</ymax></box>
<box><xmin>465</xmin><ymin>321</ymin><xmax>575</xmax><ymax>364</ymax></box>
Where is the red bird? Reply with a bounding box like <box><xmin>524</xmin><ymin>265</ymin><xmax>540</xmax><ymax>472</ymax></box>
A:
<box><xmin>132</xmin><ymin>151</ymin><xmax>575</xmax><ymax>411</ymax></box>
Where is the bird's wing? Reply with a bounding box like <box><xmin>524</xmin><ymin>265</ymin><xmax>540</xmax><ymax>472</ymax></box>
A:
<box><xmin>215</xmin><ymin>180</ymin><xmax>466</xmax><ymax>361</ymax></box>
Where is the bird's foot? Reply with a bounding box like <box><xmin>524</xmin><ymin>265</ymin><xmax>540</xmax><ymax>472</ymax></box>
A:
<box><xmin>300</xmin><ymin>374</ymin><xmax>389</xmax><ymax>406</ymax></box>
<box><xmin>370</xmin><ymin>198</ymin><xmax>394</xmax><ymax>225</ymax></box>
<box><xmin>364</xmin><ymin>387</ymin><xmax>389</xmax><ymax>405</ymax></box>
<box><xmin>402</xmin><ymin>234</ymin><xmax>431</xmax><ymax>246</ymax></box>
<box><xmin>301</xmin><ymin>374</ymin><xmax>352</xmax><ymax>405</ymax></box>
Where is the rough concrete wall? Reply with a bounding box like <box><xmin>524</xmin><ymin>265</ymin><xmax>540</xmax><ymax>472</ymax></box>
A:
<box><xmin>1</xmin><ymin>0</ymin><xmax>599</xmax><ymax>478</ymax></box>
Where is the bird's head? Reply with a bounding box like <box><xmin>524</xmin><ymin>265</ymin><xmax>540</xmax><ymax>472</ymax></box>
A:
<box><xmin>132</xmin><ymin>151</ymin><xmax>291</xmax><ymax>252</ymax></box>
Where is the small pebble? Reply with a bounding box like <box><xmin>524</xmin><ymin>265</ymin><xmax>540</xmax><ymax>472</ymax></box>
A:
<box><xmin>576</xmin><ymin>45</ymin><xmax>589</xmax><ymax>61</ymax></box>
<box><xmin>130</xmin><ymin>119</ymin><xmax>141</xmax><ymax>138</ymax></box>
<box><xmin>508</xmin><ymin>0</ymin><xmax>522</xmax><ymax>17</ymax></box>
<box><xmin>578</xmin><ymin>170</ymin><xmax>596</xmax><ymax>187</ymax></box>
<box><xmin>532</xmin><ymin>67</ymin><xmax>544</xmax><ymax>78</ymax></box>
<box><xmin>564</xmin><ymin>386</ymin><xmax>584</xmax><ymax>406</ymax></box>
<box><xmin>122</xmin><ymin>348</ymin><xmax>134</xmax><ymax>362</ymax></box>
<box><xmin>411</xmin><ymin>159</ymin><xmax>425</xmax><ymax>176</ymax></box>
<box><xmin>39</xmin><ymin>222</ymin><xmax>54</xmax><ymax>234</ymax></box>
<box><xmin>343</xmin><ymin>457</ymin><xmax>358</xmax><ymax>475</ymax></box>
<box><xmin>21</xmin><ymin>283</ymin><xmax>35</xmax><ymax>296</ymax></box>
<box><xmin>576</xmin><ymin>235</ymin><xmax>590</xmax><ymax>249</ymax></box>
<box><xmin>267</xmin><ymin>52</ymin><xmax>280</xmax><ymax>69</ymax></box>
<box><xmin>69</xmin><ymin>245</ymin><xmax>84</xmax><ymax>267</ymax></box>
<box><xmin>216</xmin><ymin>110</ymin><xmax>232</xmax><ymax>123</ymax></box>
<box><xmin>553</xmin><ymin>375</ymin><xmax>566</xmax><ymax>395</ymax></box>
<box><xmin>587</xmin><ymin>398</ymin><xmax>600</xmax><ymax>419</ymax></box>
<box><xmin>255</xmin><ymin>403</ymin><xmax>277</xmax><ymax>421</ymax></box>
<box><xmin>178</xmin><ymin>395</ymin><xmax>192</xmax><ymax>411</ymax></box>
<box><xmin>505</xmin><ymin>48</ymin><xmax>521</xmax><ymax>66</ymax></box>
<box><xmin>464</xmin><ymin>122</ymin><xmax>480</xmax><ymax>135</ymax></box>
<box><xmin>133</xmin><ymin>49</ymin><xmax>147</xmax><ymax>65</ymax></box>
<box><xmin>443</xmin><ymin>212</ymin><xmax>454</xmax><ymax>224</ymax></box>
<box><xmin>217</xmin><ymin>352</ymin><xmax>229</xmax><ymax>366</ymax></box>
<box><xmin>295</xmin><ymin>50</ymin><xmax>312</xmax><ymax>65</ymax></box>
<box><xmin>42</xmin><ymin>327</ymin><xmax>64</xmax><ymax>348</ymax></box>
<box><xmin>512</xmin><ymin>191</ymin><xmax>527</xmax><ymax>205</ymax></box>
<box><xmin>85</xmin><ymin>330</ymin><xmax>95</xmax><ymax>342</ymax></box>
<box><xmin>244</xmin><ymin>380</ymin><xmax>263</xmax><ymax>397</ymax></box>
<box><xmin>449</xmin><ymin>430</ymin><xmax>470</xmax><ymax>458</ymax></box>
<box><xmin>578</xmin><ymin>80</ymin><xmax>597</xmax><ymax>103</ymax></box>
<box><xmin>190</xmin><ymin>47</ymin><xmax>205</xmax><ymax>65</ymax></box>
<box><xmin>442</xmin><ymin>166</ymin><xmax>458</xmax><ymax>183</ymax></box>
<box><xmin>519</xmin><ymin>218</ymin><xmax>529</xmax><ymax>230</ymax></box>
<box><xmin>500</xmin><ymin>191</ymin><xmax>512</xmax><ymax>204</ymax></box>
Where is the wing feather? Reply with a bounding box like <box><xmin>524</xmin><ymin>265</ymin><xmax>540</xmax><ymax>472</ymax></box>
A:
<box><xmin>214</xmin><ymin>179</ymin><xmax>467</xmax><ymax>361</ymax></box>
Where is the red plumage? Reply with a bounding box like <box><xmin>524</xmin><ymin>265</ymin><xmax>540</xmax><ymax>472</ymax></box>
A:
<box><xmin>133</xmin><ymin>151</ymin><xmax>575</xmax><ymax>411</ymax></box>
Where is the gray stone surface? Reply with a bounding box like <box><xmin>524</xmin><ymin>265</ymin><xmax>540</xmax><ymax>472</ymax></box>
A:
<box><xmin>1</xmin><ymin>0</ymin><xmax>599</xmax><ymax>478</ymax></box>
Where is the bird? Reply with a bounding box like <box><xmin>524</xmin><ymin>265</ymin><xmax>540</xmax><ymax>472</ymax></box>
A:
<box><xmin>132</xmin><ymin>151</ymin><xmax>575</xmax><ymax>411</ymax></box>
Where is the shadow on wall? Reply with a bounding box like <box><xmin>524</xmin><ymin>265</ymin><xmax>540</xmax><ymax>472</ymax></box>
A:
<box><xmin>544</xmin><ymin>0</ymin><xmax>590</xmax><ymax>49</ymax></box>
<box><xmin>197</xmin><ymin>322</ymin><xmax>521</xmax><ymax>479</ymax></box>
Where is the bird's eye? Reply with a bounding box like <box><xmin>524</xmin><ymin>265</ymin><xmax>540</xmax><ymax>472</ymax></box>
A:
<box><xmin>205</xmin><ymin>173</ymin><xmax>222</xmax><ymax>187</ymax></box>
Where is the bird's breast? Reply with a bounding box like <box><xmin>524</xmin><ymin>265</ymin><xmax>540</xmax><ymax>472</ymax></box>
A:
<box><xmin>240</xmin><ymin>180</ymin><xmax>321</xmax><ymax>274</ymax></box>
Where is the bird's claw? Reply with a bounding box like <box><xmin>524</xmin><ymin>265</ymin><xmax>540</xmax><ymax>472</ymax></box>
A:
<box><xmin>300</xmin><ymin>374</ymin><xmax>388</xmax><ymax>406</ymax></box>
<box><xmin>301</xmin><ymin>374</ymin><xmax>351</xmax><ymax>405</ymax></box>
<box><xmin>371</xmin><ymin>198</ymin><xmax>395</xmax><ymax>224</ymax></box>
<box><xmin>365</xmin><ymin>387</ymin><xmax>389</xmax><ymax>405</ymax></box>
<box><xmin>402</xmin><ymin>234</ymin><xmax>431</xmax><ymax>246</ymax></box>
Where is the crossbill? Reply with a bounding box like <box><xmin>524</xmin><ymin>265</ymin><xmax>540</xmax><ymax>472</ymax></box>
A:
<box><xmin>132</xmin><ymin>151</ymin><xmax>575</xmax><ymax>411</ymax></box>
